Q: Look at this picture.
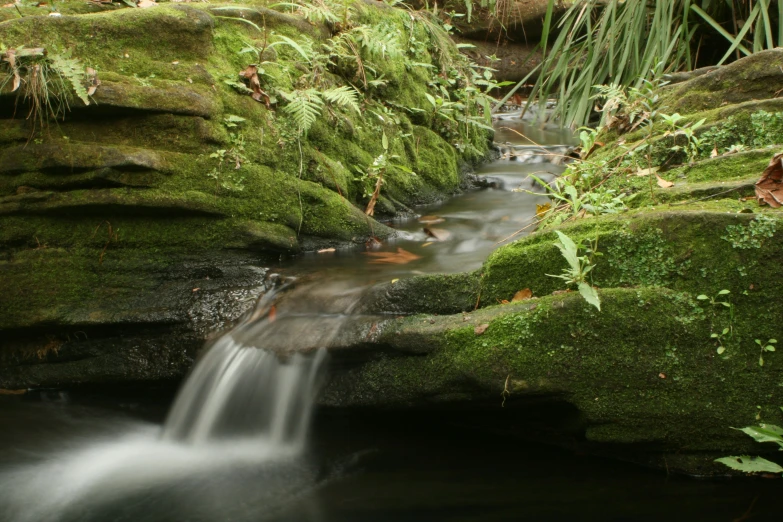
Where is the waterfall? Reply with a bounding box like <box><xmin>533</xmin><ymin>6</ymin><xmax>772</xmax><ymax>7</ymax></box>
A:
<box><xmin>162</xmin><ymin>339</ymin><xmax>327</xmax><ymax>449</ymax></box>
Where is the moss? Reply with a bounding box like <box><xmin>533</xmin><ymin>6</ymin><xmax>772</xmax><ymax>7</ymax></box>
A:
<box><xmin>323</xmin><ymin>286</ymin><xmax>783</xmax><ymax>471</ymax></box>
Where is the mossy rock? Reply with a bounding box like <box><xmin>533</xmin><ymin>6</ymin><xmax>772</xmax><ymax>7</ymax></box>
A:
<box><xmin>324</xmin><ymin>209</ymin><xmax>783</xmax><ymax>475</ymax></box>
<box><xmin>0</xmin><ymin>0</ymin><xmax>491</xmax><ymax>386</ymax></box>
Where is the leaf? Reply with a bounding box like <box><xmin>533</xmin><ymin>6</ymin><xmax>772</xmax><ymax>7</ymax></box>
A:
<box><xmin>364</xmin><ymin>171</ymin><xmax>383</xmax><ymax>217</ymax></box>
<box><xmin>717</xmin><ymin>346</ymin><xmax>726</xmax><ymax>354</ymax></box>
<box><xmin>554</xmin><ymin>231</ymin><xmax>580</xmax><ymax>273</ymax></box>
<box><xmin>419</xmin><ymin>215</ymin><xmax>445</xmax><ymax>224</ymax></box>
<box><xmin>711</xmin><ymin>147</ymin><xmax>719</xmax><ymax>158</ymax></box>
<box><xmin>715</xmin><ymin>456</ymin><xmax>783</xmax><ymax>474</ymax></box>
<box><xmin>755</xmin><ymin>153</ymin><xmax>783</xmax><ymax>208</ymax></box>
<box><xmin>536</xmin><ymin>203</ymin><xmax>552</xmax><ymax>219</ymax></box>
<box><xmin>49</xmin><ymin>51</ymin><xmax>90</xmax><ymax>106</ymax></box>
<box><xmin>381</xmin><ymin>131</ymin><xmax>388</xmax><ymax>151</ymax></box>
<box><xmin>474</xmin><ymin>323</ymin><xmax>489</xmax><ymax>335</ymax></box>
<box><xmin>317</xmin><ymin>248</ymin><xmax>335</xmax><ymax>253</ymax></box>
<box><xmin>321</xmin><ymin>85</ymin><xmax>360</xmax><ymax>114</ymax></box>
<box><xmin>578</xmin><ymin>282</ymin><xmax>601</xmax><ymax>311</ymax></box>
<box><xmin>656</xmin><ymin>174</ymin><xmax>674</xmax><ymax>188</ymax></box>
<box><xmin>138</xmin><ymin>0</ymin><xmax>157</xmax><ymax>7</ymax></box>
<box><xmin>423</xmin><ymin>227</ymin><xmax>451</xmax><ymax>241</ymax></box>
<box><xmin>365</xmin><ymin>247</ymin><xmax>421</xmax><ymax>265</ymax></box>
<box><xmin>282</xmin><ymin>89</ymin><xmax>323</xmax><ymax>135</ymax></box>
<box><xmin>512</xmin><ymin>289</ymin><xmax>533</xmax><ymax>302</ymax></box>
<box><xmin>239</xmin><ymin>65</ymin><xmax>271</xmax><ymax>108</ymax></box>
<box><xmin>635</xmin><ymin>166</ymin><xmax>660</xmax><ymax>177</ymax></box>
<box><xmin>736</xmin><ymin>425</ymin><xmax>783</xmax><ymax>446</ymax></box>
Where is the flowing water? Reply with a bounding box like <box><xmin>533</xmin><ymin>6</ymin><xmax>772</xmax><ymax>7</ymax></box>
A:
<box><xmin>2</xmin><ymin>116</ymin><xmax>782</xmax><ymax>522</ymax></box>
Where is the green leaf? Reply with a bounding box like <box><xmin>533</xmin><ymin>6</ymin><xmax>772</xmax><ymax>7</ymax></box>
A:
<box><xmin>717</xmin><ymin>346</ymin><xmax>726</xmax><ymax>354</ymax></box>
<box><xmin>381</xmin><ymin>131</ymin><xmax>388</xmax><ymax>151</ymax></box>
<box><xmin>578</xmin><ymin>282</ymin><xmax>601</xmax><ymax>311</ymax></box>
<box><xmin>737</xmin><ymin>425</ymin><xmax>783</xmax><ymax>446</ymax></box>
<box><xmin>554</xmin><ymin>231</ymin><xmax>580</xmax><ymax>273</ymax></box>
<box><xmin>715</xmin><ymin>456</ymin><xmax>783</xmax><ymax>474</ymax></box>
<box><xmin>321</xmin><ymin>85</ymin><xmax>360</xmax><ymax>114</ymax></box>
<box><xmin>718</xmin><ymin>289</ymin><xmax>731</xmax><ymax>295</ymax></box>
<box><xmin>696</xmin><ymin>295</ymin><xmax>708</xmax><ymax>300</ymax></box>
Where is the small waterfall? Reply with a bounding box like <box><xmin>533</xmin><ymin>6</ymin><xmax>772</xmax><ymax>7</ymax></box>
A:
<box><xmin>162</xmin><ymin>339</ymin><xmax>327</xmax><ymax>449</ymax></box>
<box><xmin>160</xmin><ymin>277</ymin><xmax>363</xmax><ymax>450</ymax></box>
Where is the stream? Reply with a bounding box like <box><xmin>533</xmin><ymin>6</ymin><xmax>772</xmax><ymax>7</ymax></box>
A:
<box><xmin>1</xmin><ymin>115</ymin><xmax>782</xmax><ymax>522</ymax></box>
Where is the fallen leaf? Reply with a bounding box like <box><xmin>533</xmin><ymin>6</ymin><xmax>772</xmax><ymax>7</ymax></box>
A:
<box><xmin>2</xmin><ymin>49</ymin><xmax>20</xmax><ymax>92</ymax></box>
<box><xmin>365</xmin><ymin>322</ymin><xmax>378</xmax><ymax>340</ymax></box>
<box><xmin>192</xmin><ymin>288</ymin><xmax>200</xmax><ymax>292</ymax></box>
<box><xmin>391</xmin><ymin>278</ymin><xmax>399</xmax><ymax>284</ymax></box>
<box><xmin>419</xmin><ymin>215</ymin><xmax>445</xmax><ymax>224</ymax></box>
<box><xmin>474</xmin><ymin>323</ymin><xmax>489</xmax><ymax>335</ymax></box>
<box><xmin>658</xmin><ymin>373</ymin><xmax>666</xmax><ymax>379</ymax></box>
<box><xmin>423</xmin><ymin>227</ymin><xmax>451</xmax><ymax>241</ymax></box>
<box><xmin>656</xmin><ymin>174</ymin><xmax>674</xmax><ymax>188</ymax></box>
<box><xmin>85</xmin><ymin>67</ymin><xmax>100</xmax><ymax>97</ymax></box>
<box><xmin>317</xmin><ymin>248</ymin><xmax>335</xmax><ymax>253</ymax></box>
<box><xmin>552</xmin><ymin>289</ymin><xmax>571</xmax><ymax>295</ymax></box>
<box><xmin>512</xmin><ymin>288</ymin><xmax>533</xmax><ymax>301</ymax></box>
<box><xmin>267</xmin><ymin>305</ymin><xmax>277</xmax><ymax>322</ymax></box>
<box><xmin>365</xmin><ymin>236</ymin><xmax>382</xmax><ymax>249</ymax></box>
<box><xmin>138</xmin><ymin>0</ymin><xmax>157</xmax><ymax>7</ymax></box>
<box><xmin>421</xmin><ymin>242</ymin><xmax>434</xmax><ymax>247</ymax></box>
<box><xmin>711</xmin><ymin>147</ymin><xmax>719</xmax><ymax>158</ymax></box>
<box><xmin>536</xmin><ymin>203</ymin><xmax>551</xmax><ymax>219</ymax></box>
<box><xmin>635</xmin><ymin>166</ymin><xmax>660</xmax><ymax>177</ymax></box>
<box><xmin>365</xmin><ymin>247</ymin><xmax>421</xmax><ymax>265</ymax></box>
<box><xmin>171</xmin><ymin>61</ymin><xmax>180</xmax><ymax>65</ymax></box>
<box><xmin>755</xmin><ymin>152</ymin><xmax>783</xmax><ymax>208</ymax></box>
<box><xmin>239</xmin><ymin>64</ymin><xmax>271</xmax><ymax>108</ymax></box>
<box><xmin>0</xmin><ymin>388</ymin><xmax>26</xmax><ymax>395</ymax></box>
<box><xmin>364</xmin><ymin>172</ymin><xmax>383</xmax><ymax>216</ymax></box>
<box><xmin>500</xmin><ymin>299</ymin><xmax>510</xmax><ymax>304</ymax></box>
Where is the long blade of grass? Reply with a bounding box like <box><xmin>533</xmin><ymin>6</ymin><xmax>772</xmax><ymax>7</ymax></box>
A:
<box><xmin>691</xmin><ymin>4</ymin><xmax>752</xmax><ymax>56</ymax></box>
<box><xmin>717</xmin><ymin>2</ymin><xmax>760</xmax><ymax>65</ymax></box>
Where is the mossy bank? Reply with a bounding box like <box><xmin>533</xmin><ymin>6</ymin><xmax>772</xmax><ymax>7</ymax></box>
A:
<box><xmin>321</xmin><ymin>51</ymin><xmax>783</xmax><ymax>475</ymax></box>
<box><xmin>0</xmin><ymin>0</ymin><xmax>492</xmax><ymax>387</ymax></box>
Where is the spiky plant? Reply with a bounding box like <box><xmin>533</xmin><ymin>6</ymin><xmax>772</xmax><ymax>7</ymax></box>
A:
<box><xmin>526</xmin><ymin>0</ymin><xmax>783</xmax><ymax>128</ymax></box>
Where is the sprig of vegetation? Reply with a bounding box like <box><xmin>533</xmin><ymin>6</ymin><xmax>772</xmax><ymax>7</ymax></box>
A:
<box><xmin>530</xmin><ymin>0</ymin><xmax>783</xmax><ymax>128</ymax></box>
<box><xmin>717</xmin><ymin>422</ymin><xmax>783</xmax><ymax>474</ymax></box>
<box><xmin>547</xmin><ymin>231</ymin><xmax>601</xmax><ymax>311</ymax></box>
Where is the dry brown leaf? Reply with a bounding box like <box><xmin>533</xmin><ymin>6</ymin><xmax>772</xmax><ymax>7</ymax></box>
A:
<box><xmin>364</xmin><ymin>173</ymin><xmax>383</xmax><ymax>216</ymax></box>
<box><xmin>365</xmin><ymin>236</ymin><xmax>382</xmax><ymax>249</ymax></box>
<box><xmin>500</xmin><ymin>299</ymin><xmax>510</xmax><ymax>304</ymax></box>
<box><xmin>635</xmin><ymin>166</ymin><xmax>659</xmax><ymax>177</ymax></box>
<box><xmin>711</xmin><ymin>147</ymin><xmax>719</xmax><ymax>158</ymax></box>
<box><xmin>267</xmin><ymin>305</ymin><xmax>277</xmax><ymax>323</ymax></box>
<box><xmin>423</xmin><ymin>227</ymin><xmax>451</xmax><ymax>241</ymax></box>
<box><xmin>85</xmin><ymin>67</ymin><xmax>100</xmax><ymax>97</ymax></box>
<box><xmin>0</xmin><ymin>389</ymin><xmax>26</xmax><ymax>395</ymax></box>
<box><xmin>138</xmin><ymin>0</ymin><xmax>157</xmax><ymax>7</ymax></box>
<box><xmin>512</xmin><ymin>288</ymin><xmax>533</xmax><ymax>301</ymax></box>
<box><xmin>536</xmin><ymin>203</ymin><xmax>551</xmax><ymax>219</ymax></box>
<box><xmin>365</xmin><ymin>247</ymin><xmax>421</xmax><ymax>265</ymax></box>
<box><xmin>419</xmin><ymin>215</ymin><xmax>445</xmax><ymax>224</ymax></box>
<box><xmin>656</xmin><ymin>174</ymin><xmax>674</xmax><ymax>188</ymax></box>
<box><xmin>474</xmin><ymin>323</ymin><xmax>489</xmax><ymax>335</ymax></box>
<box><xmin>658</xmin><ymin>373</ymin><xmax>666</xmax><ymax>379</ymax></box>
<box><xmin>239</xmin><ymin>64</ymin><xmax>271</xmax><ymax>108</ymax></box>
<box><xmin>755</xmin><ymin>152</ymin><xmax>783</xmax><ymax>208</ymax></box>
<box><xmin>317</xmin><ymin>248</ymin><xmax>335</xmax><ymax>253</ymax></box>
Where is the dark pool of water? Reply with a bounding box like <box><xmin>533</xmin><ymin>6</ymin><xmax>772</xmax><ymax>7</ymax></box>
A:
<box><xmin>1</xmin><ymin>393</ymin><xmax>781</xmax><ymax>522</ymax></box>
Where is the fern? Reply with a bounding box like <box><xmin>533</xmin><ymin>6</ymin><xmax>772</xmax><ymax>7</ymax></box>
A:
<box><xmin>48</xmin><ymin>51</ymin><xmax>89</xmax><ymax>106</ymax></box>
<box><xmin>321</xmin><ymin>85</ymin><xmax>360</xmax><ymax>114</ymax></box>
<box><xmin>282</xmin><ymin>89</ymin><xmax>323</xmax><ymax>135</ymax></box>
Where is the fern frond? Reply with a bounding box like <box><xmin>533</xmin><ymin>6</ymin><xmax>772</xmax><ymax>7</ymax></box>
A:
<box><xmin>282</xmin><ymin>89</ymin><xmax>323</xmax><ymax>135</ymax></box>
<box><xmin>321</xmin><ymin>85</ymin><xmax>360</xmax><ymax>114</ymax></box>
<box><xmin>48</xmin><ymin>51</ymin><xmax>89</xmax><ymax>105</ymax></box>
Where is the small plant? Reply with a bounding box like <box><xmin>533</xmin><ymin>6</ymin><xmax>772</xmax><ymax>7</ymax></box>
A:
<box><xmin>716</xmin><ymin>423</ymin><xmax>783</xmax><ymax>475</ymax></box>
<box><xmin>697</xmin><ymin>289</ymin><xmax>734</xmax><ymax>354</ymax></box>
<box><xmin>755</xmin><ymin>338</ymin><xmax>777</xmax><ymax>367</ymax></box>
<box><xmin>0</xmin><ymin>45</ymin><xmax>92</xmax><ymax>130</ymax></box>
<box><xmin>547</xmin><ymin>231</ymin><xmax>601</xmax><ymax>311</ymax></box>
<box><xmin>207</xmin><ymin>131</ymin><xmax>247</xmax><ymax>192</ymax></box>
<box><xmin>722</xmin><ymin>215</ymin><xmax>777</xmax><ymax>250</ymax></box>
<box><xmin>354</xmin><ymin>131</ymin><xmax>414</xmax><ymax>216</ymax></box>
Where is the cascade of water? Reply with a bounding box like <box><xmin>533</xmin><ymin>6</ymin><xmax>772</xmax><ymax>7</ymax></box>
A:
<box><xmin>162</xmin><ymin>339</ymin><xmax>327</xmax><ymax>449</ymax></box>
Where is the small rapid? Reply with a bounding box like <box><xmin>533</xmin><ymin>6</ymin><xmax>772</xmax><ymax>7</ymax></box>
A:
<box><xmin>0</xmin><ymin>113</ymin><xmax>575</xmax><ymax>522</ymax></box>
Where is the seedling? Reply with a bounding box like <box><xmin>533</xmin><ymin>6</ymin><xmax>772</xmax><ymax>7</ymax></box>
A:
<box><xmin>755</xmin><ymin>338</ymin><xmax>777</xmax><ymax>367</ymax></box>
